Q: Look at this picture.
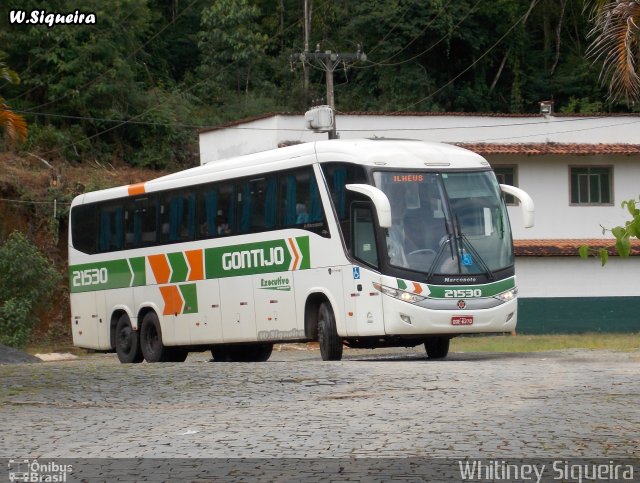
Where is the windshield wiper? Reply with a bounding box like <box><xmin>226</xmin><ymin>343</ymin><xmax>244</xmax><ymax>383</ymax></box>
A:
<box><xmin>426</xmin><ymin>218</ymin><xmax>454</xmax><ymax>281</ymax></box>
<box><xmin>454</xmin><ymin>215</ymin><xmax>495</xmax><ymax>281</ymax></box>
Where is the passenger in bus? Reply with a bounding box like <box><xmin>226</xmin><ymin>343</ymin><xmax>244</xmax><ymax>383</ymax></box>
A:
<box><xmin>296</xmin><ymin>203</ymin><xmax>309</xmax><ymax>224</ymax></box>
<box><xmin>216</xmin><ymin>210</ymin><xmax>230</xmax><ymax>235</ymax></box>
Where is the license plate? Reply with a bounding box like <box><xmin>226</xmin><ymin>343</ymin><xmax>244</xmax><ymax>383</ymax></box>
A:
<box><xmin>451</xmin><ymin>316</ymin><xmax>473</xmax><ymax>326</ymax></box>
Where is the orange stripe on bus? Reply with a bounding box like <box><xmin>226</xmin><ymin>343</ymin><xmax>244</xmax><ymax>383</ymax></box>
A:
<box><xmin>185</xmin><ymin>249</ymin><xmax>204</xmax><ymax>281</ymax></box>
<box><xmin>159</xmin><ymin>285</ymin><xmax>183</xmax><ymax>315</ymax></box>
<box><xmin>127</xmin><ymin>183</ymin><xmax>146</xmax><ymax>196</ymax></box>
<box><xmin>288</xmin><ymin>238</ymin><xmax>300</xmax><ymax>270</ymax></box>
<box><xmin>148</xmin><ymin>254</ymin><xmax>171</xmax><ymax>284</ymax></box>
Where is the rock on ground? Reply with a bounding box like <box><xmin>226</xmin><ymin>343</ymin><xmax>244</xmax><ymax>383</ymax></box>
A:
<box><xmin>0</xmin><ymin>343</ymin><xmax>41</xmax><ymax>364</ymax></box>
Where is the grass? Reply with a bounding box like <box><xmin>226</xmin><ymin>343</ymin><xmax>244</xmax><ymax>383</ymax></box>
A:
<box><xmin>451</xmin><ymin>333</ymin><xmax>640</xmax><ymax>352</ymax></box>
<box><xmin>23</xmin><ymin>333</ymin><xmax>640</xmax><ymax>357</ymax></box>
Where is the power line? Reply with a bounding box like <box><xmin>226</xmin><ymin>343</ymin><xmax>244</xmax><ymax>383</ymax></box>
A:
<box><xmin>17</xmin><ymin>107</ymin><xmax>640</xmax><ymax>134</ymax></box>
<box><xmin>0</xmin><ymin>198</ymin><xmax>70</xmax><ymax>205</ymax></box>
<box><xmin>395</xmin><ymin>0</ymin><xmax>541</xmax><ymax>113</ymax></box>
<box><xmin>355</xmin><ymin>0</ymin><xmax>484</xmax><ymax>69</ymax></box>
<box><xmin>361</xmin><ymin>1</ymin><xmax>446</xmax><ymax>61</ymax></box>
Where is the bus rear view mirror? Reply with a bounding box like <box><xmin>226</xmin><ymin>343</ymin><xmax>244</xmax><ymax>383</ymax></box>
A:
<box><xmin>346</xmin><ymin>184</ymin><xmax>392</xmax><ymax>228</ymax></box>
<box><xmin>500</xmin><ymin>184</ymin><xmax>535</xmax><ymax>228</ymax></box>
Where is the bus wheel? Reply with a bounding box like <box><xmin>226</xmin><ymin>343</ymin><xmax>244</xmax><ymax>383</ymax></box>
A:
<box><xmin>424</xmin><ymin>337</ymin><xmax>450</xmax><ymax>359</ymax></box>
<box><xmin>140</xmin><ymin>312</ymin><xmax>172</xmax><ymax>363</ymax></box>
<box><xmin>115</xmin><ymin>314</ymin><xmax>143</xmax><ymax>364</ymax></box>
<box><xmin>211</xmin><ymin>343</ymin><xmax>273</xmax><ymax>362</ymax></box>
<box><xmin>318</xmin><ymin>301</ymin><xmax>343</xmax><ymax>361</ymax></box>
<box><xmin>166</xmin><ymin>348</ymin><xmax>189</xmax><ymax>362</ymax></box>
<box><xmin>249</xmin><ymin>343</ymin><xmax>273</xmax><ymax>362</ymax></box>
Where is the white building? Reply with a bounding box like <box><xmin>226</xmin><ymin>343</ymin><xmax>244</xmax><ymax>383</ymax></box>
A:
<box><xmin>199</xmin><ymin>112</ymin><xmax>640</xmax><ymax>333</ymax></box>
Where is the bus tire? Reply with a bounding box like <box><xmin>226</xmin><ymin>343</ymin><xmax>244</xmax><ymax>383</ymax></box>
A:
<box><xmin>211</xmin><ymin>343</ymin><xmax>273</xmax><ymax>362</ymax></box>
<box><xmin>425</xmin><ymin>337</ymin><xmax>450</xmax><ymax>359</ymax></box>
<box><xmin>250</xmin><ymin>343</ymin><xmax>273</xmax><ymax>362</ymax></box>
<box><xmin>115</xmin><ymin>314</ymin><xmax>143</xmax><ymax>364</ymax></box>
<box><xmin>318</xmin><ymin>301</ymin><xmax>343</xmax><ymax>361</ymax></box>
<box><xmin>140</xmin><ymin>311</ymin><xmax>172</xmax><ymax>363</ymax></box>
<box><xmin>166</xmin><ymin>348</ymin><xmax>189</xmax><ymax>362</ymax></box>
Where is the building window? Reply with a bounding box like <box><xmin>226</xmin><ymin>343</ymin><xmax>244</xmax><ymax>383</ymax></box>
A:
<box><xmin>493</xmin><ymin>166</ymin><xmax>517</xmax><ymax>205</ymax></box>
<box><xmin>570</xmin><ymin>167</ymin><xmax>612</xmax><ymax>205</ymax></box>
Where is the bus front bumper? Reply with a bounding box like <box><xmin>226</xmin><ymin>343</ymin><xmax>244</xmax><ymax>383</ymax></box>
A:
<box><xmin>382</xmin><ymin>297</ymin><xmax>518</xmax><ymax>335</ymax></box>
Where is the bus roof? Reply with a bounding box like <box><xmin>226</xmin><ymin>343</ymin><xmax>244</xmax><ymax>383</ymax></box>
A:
<box><xmin>74</xmin><ymin>139</ymin><xmax>488</xmax><ymax>206</ymax></box>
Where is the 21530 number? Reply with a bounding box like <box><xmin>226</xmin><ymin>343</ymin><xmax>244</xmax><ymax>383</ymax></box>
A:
<box><xmin>72</xmin><ymin>268</ymin><xmax>108</xmax><ymax>287</ymax></box>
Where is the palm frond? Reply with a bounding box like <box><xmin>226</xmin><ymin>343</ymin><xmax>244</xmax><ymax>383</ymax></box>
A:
<box><xmin>587</xmin><ymin>1</ymin><xmax>640</xmax><ymax>103</ymax></box>
<box><xmin>0</xmin><ymin>99</ymin><xmax>28</xmax><ymax>145</ymax></box>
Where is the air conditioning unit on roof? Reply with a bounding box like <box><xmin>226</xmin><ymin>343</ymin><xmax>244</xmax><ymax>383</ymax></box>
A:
<box><xmin>305</xmin><ymin>105</ymin><xmax>334</xmax><ymax>133</ymax></box>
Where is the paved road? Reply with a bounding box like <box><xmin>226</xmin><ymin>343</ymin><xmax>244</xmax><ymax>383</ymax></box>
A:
<box><xmin>0</xmin><ymin>346</ymin><xmax>638</xmax><ymax>480</ymax></box>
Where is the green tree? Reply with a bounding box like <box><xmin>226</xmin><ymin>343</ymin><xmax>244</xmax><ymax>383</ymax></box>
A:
<box><xmin>0</xmin><ymin>232</ymin><xmax>61</xmax><ymax>348</ymax></box>
<box><xmin>579</xmin><ymin>197</ymin><xmax>640</xmax><ymax>265</ymax></box>
<box><xmin>198</xmin><ymin>0</ymin><xmax>270</xmax><ymax>99</ymax></box>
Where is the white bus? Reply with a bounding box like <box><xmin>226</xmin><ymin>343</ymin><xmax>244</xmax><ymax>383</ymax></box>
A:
<box><xmin>68</xmin><ymin>139</ymin><xmax>534</xmax><ymax>363</ymax></box>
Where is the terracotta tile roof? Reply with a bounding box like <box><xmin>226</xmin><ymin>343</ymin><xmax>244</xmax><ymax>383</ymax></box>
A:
<box><xmin>514</xmin><ymin>239</ymin><xmax>640</xmax><ymax>257</ymax></box>
<box><xmin>456</xmin><ymin>142</ymin><xmax>640</xmax><ymax>155</ymax></box>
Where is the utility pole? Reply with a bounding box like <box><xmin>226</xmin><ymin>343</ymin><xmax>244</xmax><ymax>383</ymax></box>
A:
<box><xmin>303</xmin><ymin>0</ymin><xmax>311</xmax><ymax>100</ymax></box>
<box><xmin>292</xmin><ymin>45</ymin><xmax>366</xmax><ymax>138</ymax></box>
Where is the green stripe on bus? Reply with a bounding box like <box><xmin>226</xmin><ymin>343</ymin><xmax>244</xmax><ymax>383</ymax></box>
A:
<box><xmin>179</xmin><ymin>284</ymin><xmax>198</xmax><ymax>314</ymax></box>
<box><xmin>296</xmin><ymin>236</ymin><xmax>311</xmax><ymax>269</ymax></box>
<box><xmin>168</xmin><ymin>252</ymin><xmax>188</xmax><ymax>283</ymax></box>
<box><xmin>130</xmin><ymin>257</ymin><xmax>146</xmax><ymax>286</ymax></box>
<box><xmin>69</xmin><ymin>258</ymin><xmax>145</xmax><ymax>293</ymax></box>
<box><xmin>427</xmin><ymin>277</ymin><xmax>515</xmax><ymax>299</ymax></box>
<box><xmin>70</xmin><ymin>236</ymin><xmax>311</xmax><ymax>293</ymax></box>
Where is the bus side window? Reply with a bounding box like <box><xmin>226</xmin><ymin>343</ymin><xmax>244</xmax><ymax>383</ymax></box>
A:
<box><xmin>160</xmin><ymin>191</ymin><xmax>196</xmax><ymax>243</ymax></box>
<box><xmin>278</xmin><ymin>167</ymin><xmax>324</xmax><ymax>227</ymax></box>
<box><xmin>321</xmin><ymin>163</ymin><xmax>368</xmax><ymax>221</ymax></box>
<box><xmin>72</xmin><ymin>204</ymin><xmax>98</xmax><ymax>254</ymax></box>
<box><xmin>124</xmin><ymin>197</ymin><xmax>157</xmax><ymax>249</ymax></box>
<box><xmin>320</xmin><ymin>163</ymin><xmax>368</xmax><ymax>250</ymax></box>
<box><xmin>238</xmin><ymin>175</ymin><xmax>277</xmax><ymax>234</ymax></box>
<box><xmin>99</xmin><ymin>205</ymin><xmax>123</xmax><ymax>252</ymax></box>
<box><xmin>352</xmin><ymin>203</ymin><xmax>379</xmax><ymax>268</ymax></box>
<box><xmin>197</xmin><ymin>188</ymin><xmax>217</xmax><ymax>238</ymax></box>
<box><xmin>198</xmin><ymin>182</ymin><xmax>236</xmax><ymax>238</ymax></box>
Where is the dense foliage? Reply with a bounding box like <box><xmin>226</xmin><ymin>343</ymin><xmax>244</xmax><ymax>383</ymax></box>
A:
<box><xmin>0</xmin><ymin>0</ymin><xmax>635</xmax><ymax>168</ymax></box>
<box><xmin>0</xmin><ymin>231</ymin><xmax>61</xmax><ymax>347</ymax></box>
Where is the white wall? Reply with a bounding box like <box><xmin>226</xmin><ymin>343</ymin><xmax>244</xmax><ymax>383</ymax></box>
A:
<box><xmin>493</xmin><ymin>155</ymin><xmax>640</xmax><ymax>239</ymax></box>
<box><xmin>199</xmin><ymin>114</ymin><xmax>640</xmax><ymax>162</ymax></box>
<box><xmin>515</xmin><ymin>256</ymin><xmax>640</xmax><ymax>298</ymax></box>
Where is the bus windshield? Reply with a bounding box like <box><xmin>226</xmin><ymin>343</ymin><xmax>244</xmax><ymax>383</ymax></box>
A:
<box><xmin>373</xmin><ymin>170</ymin><xmax>513</xmax><ymax>276</ymax></box>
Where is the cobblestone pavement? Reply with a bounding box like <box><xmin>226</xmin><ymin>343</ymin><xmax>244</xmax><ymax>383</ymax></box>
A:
<box><xmin>0</xmin><ymin>346</ymin><xmax>638</xmax><ymax>462</ymax></box>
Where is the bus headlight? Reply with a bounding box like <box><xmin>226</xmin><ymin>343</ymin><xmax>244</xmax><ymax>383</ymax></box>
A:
<box><xmin>373</xmin><ymin>283</ymin><xmax>426</xmax><ymax>304</ymax></box>
<box><xmin>495</xmin><ymin>287</ymin><xmax>518</xmax><ymax>302</ymax></box>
